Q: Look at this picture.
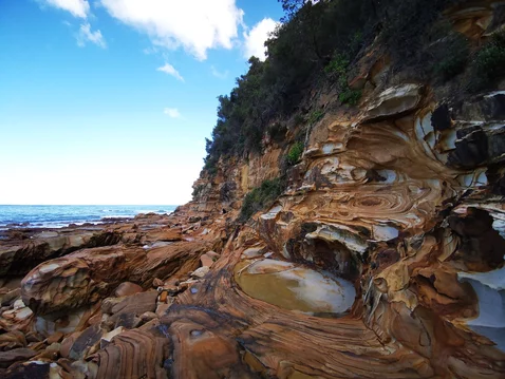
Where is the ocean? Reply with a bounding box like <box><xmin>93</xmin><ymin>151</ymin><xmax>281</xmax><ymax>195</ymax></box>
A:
<box><xmin>0</xmin><ymin>205</ymin><xmax>177</xmax><ymax>230</ymax></box>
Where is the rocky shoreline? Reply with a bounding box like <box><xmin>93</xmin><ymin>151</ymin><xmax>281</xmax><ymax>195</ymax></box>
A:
<box><xmin>2</xmin><ymin>191</ymin><xmax>505</xmax><ymax>379</ymax></box>
<box><xmin>2</xmin><ymin>1</ymin><xmax>505</xmax><ymax>378</ymax></box>
<box><xmin>0</xmin><ymin>209</ymin><xmax>224</xmax><ymax>378</ymax></box>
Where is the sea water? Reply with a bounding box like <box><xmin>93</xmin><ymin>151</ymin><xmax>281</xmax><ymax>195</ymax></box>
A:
<box><xmin>0</xmin><ymin>205</ymin><xmax>177</xmax><ymax>230</ymax></box>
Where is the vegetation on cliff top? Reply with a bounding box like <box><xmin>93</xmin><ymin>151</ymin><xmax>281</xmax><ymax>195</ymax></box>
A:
<box><xmin>202</xmin><ymin>0</ymin><xmax>505</xmax><ymax>220</ymax></box>
<box><xmin>204</xmin><ymin>0</ymin><xmax>488</xmax><ymax>173</ymax></box>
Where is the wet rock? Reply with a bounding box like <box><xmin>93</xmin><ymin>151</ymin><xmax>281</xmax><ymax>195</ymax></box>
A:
<box><xmin>235</xmin><ymin>259</ymin><xmax>356</xmax><ymax>315</ymax></box>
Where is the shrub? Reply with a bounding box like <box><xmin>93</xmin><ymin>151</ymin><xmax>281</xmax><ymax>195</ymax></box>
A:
<box><xmin>203</xmin><ymin>155</ymin><xmax>219</xmax><ymax>176</ymax></box>
<box><xmin>294</xmin><ymin>113</ymin><xmax>305</xmax><ymax>125</ymax></box>
<box><xmin>204</xmin><ymin>0</ymin><xmax>374</xmax><ymax>174</ymax></box>
<box><xmin>192</xmin><ymin>185</ymin><xmax>205</xmax><ymax>198</ymax></box>
<box><xmin>379</xmin><ymin>0</ymin><xmax>461</xmax><ymax>67</ymax></box>
<box><xmin>339</xmin><ymin>88</ymin><xmax>362</xmax><ymax>105</ymax></box>
<box><xmin>268</xmin><ymin>123</ymin><xmax>288</xmax><ymax>144</ymax></box>
<box><xmin>287</xmin><ymin>141</ymin><xmax>304</xmax><ymax>166</ymax></box>
<box><xmin>431</xmin><ymin>32</ymin><xmax>469</xmax><ymax>81</ymax></box>
<box><xmin>324</xmin><ymin>53</ymin><xmax>349</xmax><ymax>78</ymax></box>
<box><xmin>309</xmin><ymin>110</ymin><xmax>324</xmax><ymax>124</ymax></box>
<box><xmin>468</xmin><ymin>31</ymin><xmax>505</xmax><ymax>91</ymax></box>
<box><xmin>203</xmin><ymin>0</ymin><xmax>471</xmax><ymax>176</ymax></box>
<box><xmin>239</xmin><ymin>178</ymin><xmax>283</xmax><ymax>222</ymax></box>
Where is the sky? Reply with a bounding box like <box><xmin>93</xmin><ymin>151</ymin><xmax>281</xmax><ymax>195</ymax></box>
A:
<box><xmin>0</xmin><ymin>0</ymin><xmax>283</xmax><ymax>205</ymax></box>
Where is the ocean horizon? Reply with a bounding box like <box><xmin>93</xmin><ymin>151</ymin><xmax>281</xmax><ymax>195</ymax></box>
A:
<box><xmin>0</xmin><ymin>204</ymin><xmax>178</xmax><ymax>230</ymax></box>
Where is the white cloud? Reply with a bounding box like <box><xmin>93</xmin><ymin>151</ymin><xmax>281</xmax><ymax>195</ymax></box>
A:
<box><xmin>77</xmin><ymin>23</ymin><xmax>107</xmax><ymax>48</ymax></box>
<box><xmin>43</xmin><ymin>0</ymin><xmax>90</xmax><ymax>18</ymax></box>
<box><xmin>157</xmin><ymin>63</ymin><xmax>184</xmax><ymax>82</ymax></box>
<box><xmin>164</xmin><ymin>108</ymin><xmax>181</xmax><ymax>118</ymax></box>
<box><xmin>243</xmin><ymin>18</ymin><xmax>279</xmax><ymax>61</ymax></box>
<box><xmin>211</xmin><ymin>66</ymin><xmax>229</xmax><ymax>80</ymax></box>
<box><xmin>99</xmin><ymin>0</ymin><xmax>244</xmax><ymax>60</ymax></box>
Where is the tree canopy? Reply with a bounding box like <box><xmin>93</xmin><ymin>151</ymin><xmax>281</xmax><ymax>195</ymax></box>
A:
<box><xmin>202</xmin><ymin>0</ymin><xmax>479</xmax><ymax>176</ymax></box>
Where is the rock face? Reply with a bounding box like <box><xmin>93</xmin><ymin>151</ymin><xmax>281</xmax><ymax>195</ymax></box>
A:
<box><xmin>20</xmin><ymin>241</ymin><xmax>208</xmax><ymax>315</ymax></box>
<box><xmin>1</xmin><ymin>2</ymin><xmax>505</xmax><ymax>378</ymax></box>
<box><xmin>0</xmin><ymin>229</ymin><xmax>123</xmax><ymax>277</ymax></box>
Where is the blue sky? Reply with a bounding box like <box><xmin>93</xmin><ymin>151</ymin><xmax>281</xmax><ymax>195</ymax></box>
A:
<box><xmin>0</xmin><ymin>0</ymin><xmax>283</xmax><ymax>205</ymax></box>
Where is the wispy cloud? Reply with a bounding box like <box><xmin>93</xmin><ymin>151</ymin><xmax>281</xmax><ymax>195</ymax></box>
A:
<box><xmin>77</xmin><ymin>23</ymin><xmax>107</xmax><ymax>48</ymax></box>
<box><xmin>99</xmin><ymin>0</ymin><xmax>244</xmax><ymax>60</ymax></box>
<box><xmin>157</xmin><ymin>63</ymin><xmax>184</xmax><ymax>82</ymax></box>
<box><xmin>42</xmin><ymin>0</ymin><xmax>90</xmax><ymax>18</ymax></box>
<box><xmin>243</xmin><ymin>18</ymin><xmax>279</xmax><ymax>61</ymax></box>
<box><xmin>164</xmin><ymin>108</ymin><xmax>182</xmax><ymax>118</ymax></box>
<box><xmin>211</xmin><ymin>66</ymin><xmax>229</xmax><ymax>80</ymax></box>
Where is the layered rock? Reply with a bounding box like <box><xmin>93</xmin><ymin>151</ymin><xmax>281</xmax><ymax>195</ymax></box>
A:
<box><xmin>1</xmin><ymin>1</ymin><xmax>505</xmax><ymax>378</ymax></box>
<box><xmin>20</xmin><ymin>241</ymin><xmax>209</xmax><ymax>315</ymax></box>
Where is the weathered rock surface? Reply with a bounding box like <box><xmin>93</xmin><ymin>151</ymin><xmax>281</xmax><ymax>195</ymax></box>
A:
<box><xmin>2</xmin><ymin>2</ymin><xmax>505</xmax><ymax>378</ymax></box>
<box><xmin>0</xmin><ymin>229</ymin><xmax>123</xmax><ymax>277</ymax></box>
<box><xmin>20</xmin><ymin>241</ymin><xmax>208</xmax><ymax>315</ymax></box>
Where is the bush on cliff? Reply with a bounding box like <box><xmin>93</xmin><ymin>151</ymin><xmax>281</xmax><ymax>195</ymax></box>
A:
<box><xmin>203</xmin><ymin>0</ymin><xmax>478</xmax><ymax>178</ymax></box>
<box><xmin>432</xmin><ymin>32</ymin><xmax>470</xmax><ymax>81</ymax></box>
<box><xmin>204</xmin><ymin>0</ymin><xmax>372</xmax><ymax>171</ymax></box>
<box><xmin>192</xmin><ymin>185</ymin><xmax>205</xmax><ymax>198</ymax></box>
<box><xmin>378</xmin><ymin>0</ymin><xmax>463</xmax><ymax>67</ymax></box>
<box><xmin>287</xmin><ymin>141</ymin><xmax>304</xmax><ymax>166</ymax></box>
<box><xmin>239</xmin><ymin>178</ymin><xmax>283</xmax><ymax>223</ymax></box>
<box><xmin>468</xmin><ymin>31</ymin><xmax>505</xmax><ymax>91</ymax></box>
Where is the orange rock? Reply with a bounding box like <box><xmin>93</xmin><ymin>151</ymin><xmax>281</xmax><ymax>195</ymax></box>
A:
<box><xmin>158</xmin><ymin>291</ymin><xmax>168</xmax><ymax>304</ymax></box>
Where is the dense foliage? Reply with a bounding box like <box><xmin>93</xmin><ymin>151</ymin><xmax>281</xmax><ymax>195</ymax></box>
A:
<box><xmin>239</xmin><ymin>178</ymin><xmax>283</xmax><ymax>223</ymax></box>
<box><xmin>204</xmin><ymin>0</ymin><xmax>375</xmax><ymax>173</ymax></box>
<box><xmin>286</xmin><ymin>141</ymin><xmax>304</xmax><ymax>166</ymax></box>
<box><xmin>203</xmin><ymin>0</ymin><xmax>479</xmax><ymax>174</ymax></box>
<box><xmin>202</xmin><ymin>0</ymin><xmax>505</xmax><ymax>221</ymax></box>
<box><xmin>469</xmin><ymin>31</ymin><xmax>505</xmax><ymax>91</ymax></box>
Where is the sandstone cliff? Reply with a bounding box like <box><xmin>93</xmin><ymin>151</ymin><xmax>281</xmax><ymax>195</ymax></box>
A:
<box><xmin>1</xmin><ymin>1</ymin><xmax>505</xmax><ymax>378</ymax></box>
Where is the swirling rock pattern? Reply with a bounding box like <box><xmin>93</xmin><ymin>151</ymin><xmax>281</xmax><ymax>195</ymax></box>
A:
<box><xmin>2</xmin><ymin>2</ymin><xmax>505</xmax><ymax>378</ymax></box>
